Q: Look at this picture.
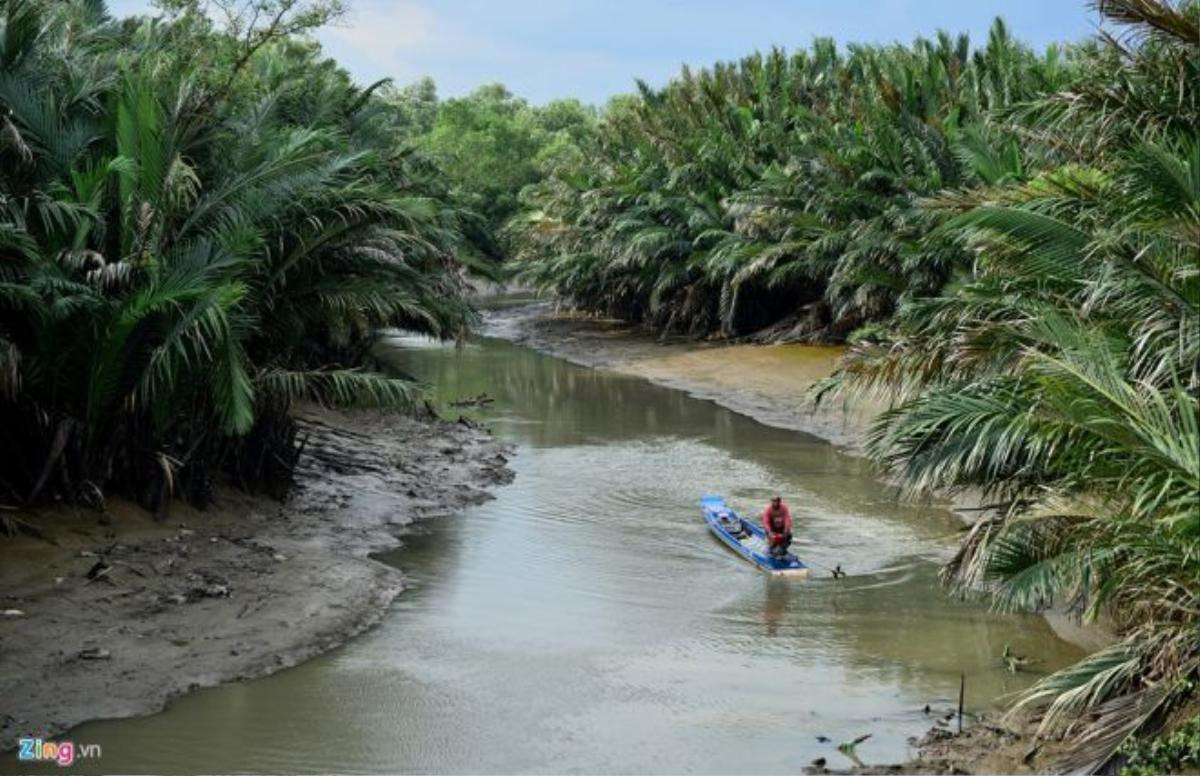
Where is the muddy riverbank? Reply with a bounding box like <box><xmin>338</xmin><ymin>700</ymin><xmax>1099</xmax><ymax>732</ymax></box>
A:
<box><xmin>0</xmin><ymin>406</ymin><xmax>513</xmax><ymax>751</ymax></box>
<box><xmin>804</xmin><ymin>714</ymin><xmax>1075</xmax><ymax>775</ymax></box>
<box><xmin>486</xmin><ymin>302</ymin><xmax>881</xmax><ymax>452</ymax></box>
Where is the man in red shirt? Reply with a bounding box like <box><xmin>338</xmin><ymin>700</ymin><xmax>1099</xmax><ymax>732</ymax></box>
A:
<box><xmin>763</xmin><ymin>495</ymin><xmax>793</xmax><ymax>558</ymax></box>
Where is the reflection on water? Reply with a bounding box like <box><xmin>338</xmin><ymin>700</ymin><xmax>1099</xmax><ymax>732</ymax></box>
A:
<box><xmin>46</xmin><ymin>332</ymin><xmax>1086</xmax><ymax>774</ymax></box>
<box><xmin>762</xmin><ymin>579</ymin><xmax>790</xmax><ymax>638</ymax></box>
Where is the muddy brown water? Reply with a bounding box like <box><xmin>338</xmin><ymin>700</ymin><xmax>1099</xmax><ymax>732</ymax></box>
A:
<box><xmin>28</xmin><ymin>332</ymin><xmax>1086</xmax><ymax>774</ymax></box>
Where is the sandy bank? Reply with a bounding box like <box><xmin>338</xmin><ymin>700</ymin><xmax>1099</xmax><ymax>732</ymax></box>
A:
<box><xmin>0</xmin><ymin>406</ymin><xmax>513</xmax><ymax>750</ymax></box>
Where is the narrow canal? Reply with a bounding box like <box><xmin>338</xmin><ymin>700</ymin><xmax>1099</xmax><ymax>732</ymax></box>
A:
<box><xmin>60</xmin><ymin>331</ymin><xmax>1085</xmax><ymax>773</ymax></box>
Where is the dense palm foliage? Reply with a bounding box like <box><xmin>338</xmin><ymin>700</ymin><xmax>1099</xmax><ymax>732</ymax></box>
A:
<box><xmin>819</xmin><ymin>1</ymin><xmax>1199</xmax><ymax>770</ymax></box>
<box><xmin>508</xmin><ymin>18</ymin><xmax>1073</xmax><ymax>339</ymax></box>
<box><xmin>511</xmin><ymin>0</ymin><xmax>1199</xmax><ymax>769</ymax></box>
<box><xmin>3</xmin><ymin>0</ymin><xmax>1195</xmax><ymax>768</ymax></box>
<box><xmin>0</xmin><ymin>0</ymin><xmax>483</xmax><ymax>523</ymax></box>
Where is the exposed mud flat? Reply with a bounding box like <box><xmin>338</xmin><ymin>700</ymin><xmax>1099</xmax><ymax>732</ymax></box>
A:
<box><xmin>806</xmin><ymin>714</ymin><xmax>1075</xmax><ymax>775</ymax></box>
<box><xmin>485</xmin><ymin>302</ymin><xmax>884</xmax><ymax>451</ymax></box>
<box><xmin>0</xmin><ymin>406</ymin><xmax>513</xmax><ymax>750</ymax></box>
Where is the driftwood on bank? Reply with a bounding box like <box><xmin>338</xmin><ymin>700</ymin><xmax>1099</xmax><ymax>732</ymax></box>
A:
<box><xmin>450</xmin><ymin>393</ymin><xmax>495</xmax><ymax>408</ymax></box>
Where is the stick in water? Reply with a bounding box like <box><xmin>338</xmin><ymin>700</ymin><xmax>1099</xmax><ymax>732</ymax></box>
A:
<box><xmin>957</xmin><ymin>674</ymin><xmax>965</xmax><ymax>733</ymax></box>
<box><xmin>806</xmin><ymin>558</ymin><xmax>846</xmax><ymax>578</ymax></box>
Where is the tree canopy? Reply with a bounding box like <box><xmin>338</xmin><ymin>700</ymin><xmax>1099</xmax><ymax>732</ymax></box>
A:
<box><xmin>389</xmin><ymin>82</ymin><xmax>597</xmax><ymax>256</ymax></box>
<box><xmin>0</xmin><ymin>0</ymin><xmax>487</xmax><ymax>518</ymax></box>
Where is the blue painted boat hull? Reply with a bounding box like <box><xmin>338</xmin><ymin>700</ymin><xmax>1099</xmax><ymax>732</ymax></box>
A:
<box><xmin>702</xmin><ymin>495</ymin><xmax>809</xmax><ymax>578</ymax></box>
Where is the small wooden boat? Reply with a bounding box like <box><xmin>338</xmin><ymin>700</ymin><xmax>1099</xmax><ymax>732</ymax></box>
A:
<box><xmin>702</xmin><ymin>494</ymin><xmax>809</xmax><ymax>578</ymax></box>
